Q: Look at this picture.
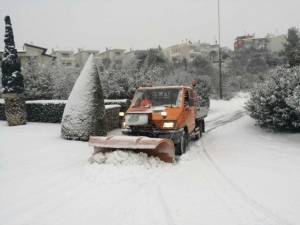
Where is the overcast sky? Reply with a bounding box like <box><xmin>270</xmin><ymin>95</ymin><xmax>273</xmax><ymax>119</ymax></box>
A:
<box><xmin>1</xmin><ymin>0</ymin><xmax>299</xmax><ymax>52</ymax></box>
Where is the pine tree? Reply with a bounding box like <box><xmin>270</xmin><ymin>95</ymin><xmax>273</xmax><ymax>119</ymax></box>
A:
<box><xmin>1</xmin><ymin>16</ymin><xmax>26</xmax><ymax>126</ymax></box>
<box><xmin>283</xmin><ymin>27</ymin><xmax>300</xmax><ymax>67</ymax></box>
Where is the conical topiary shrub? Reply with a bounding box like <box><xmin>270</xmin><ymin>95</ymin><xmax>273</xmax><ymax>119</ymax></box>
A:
<box><xmin>1</xmin><ymin>16</ymin><xmax>27</xmax><ymax>126</ymax></box>
<box><xmin>61</xmin><ymin>54</ymin><xmax>107</xmax><ymax>141</ymax></box>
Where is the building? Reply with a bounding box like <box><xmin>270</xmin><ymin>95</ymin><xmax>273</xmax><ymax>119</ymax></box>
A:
<box><xmin>267</xmin><ymin>35</ymin><xmax>286</xmax><ymax>53</ymax></box>
<box><xmin>0</xmin><ymin>43</ymin><xmax>56</xmax><ymax>66</ymax></box>
<box><xmin>97</xmin><ymin>49</ymin><xmax>126</xmax><ymax>61</ymax></box>
<box><xmin>51</xmin><ymin>50</ymin><xmax>75</xmax><ymax>67</ymax></box>
<box><xmin>163</xmin><ymin>41</ymin><xmax>220</xmax><ymax>64</ymax></box>
<box><xmin>73</xmin><ymin>49</ymin><xmax>99</xmax><ymax>68</ymax></box>
<box><xmin>95</xmin><ymin>48</ymin><xmax>126</xmax><ymax>69</ymax></box>
<box><xmin>234</xmin><ymin>34</ymin><xmax>286</xmax><ymax>53</ymax></box>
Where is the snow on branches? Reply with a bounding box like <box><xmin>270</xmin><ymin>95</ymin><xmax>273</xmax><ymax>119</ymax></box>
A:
<box><xmin>61</xmin><ymin>55</ymin><xmax>107</xmax><ymax>141</ymax></box>
<box><xmin>246</xmin><ymin>66</ymin><xmax>300</xmax><ymax>131</ymax></box>
<box><xmin>1</xmin><ymin>16</ymin><xmax>24</xmax><ymax>94</ymax></box>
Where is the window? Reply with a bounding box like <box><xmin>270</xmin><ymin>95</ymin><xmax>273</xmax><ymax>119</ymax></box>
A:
<box><xmin>132</xmin><ymin>89</ymin><xmax>181</xmax><ymax>108</ymax></box>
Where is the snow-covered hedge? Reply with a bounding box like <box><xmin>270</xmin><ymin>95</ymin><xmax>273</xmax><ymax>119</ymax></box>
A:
<box><xmin>26</xmin><ymin>100</ymin><xmax>66</xmax><ymax>123</ymax></box>
<box><xmin>0</xmin><ymin>99</ymin><xmax>5</xmax><ymax>120</ymax></box>
<box><xmin>246</xmin><ymin>66</ymin><xmax>300</xmax><ymax>131</ymax></box>
<box><xmin>104</xmin><ymin>99</ymin><xmax>130</xmax><ymax>112</ymax></box>
<box><xmin>0</xmin><ymin>100</ymin><xmax>122</xmax><ymax>131</ymax></box>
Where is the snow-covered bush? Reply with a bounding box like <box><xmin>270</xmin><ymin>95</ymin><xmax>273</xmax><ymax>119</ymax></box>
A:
<box><xmin>51</xmin><ymin>65</ymin><xmax>80</xmax><ymax>100</ymax></box>
<box><xmin>0</xmin><ymin>101</ymin><xmax>5</xmax><ymax>120</ymax></box>
<box><xmin>192</xmin><ymin>78</ymin><xmax>211</xmax><ymax>107</ymax></box>
<box><xmin>1</xmin><ymin>100</ymin><xmax>121</xmax><ymax>129</ymax></box>
<box><xmin>286</xmin><ymin>85</ymin><xmax>300</xmax><ymax>112</ymax></box>
<box><xmin>61</xmin><ymin>55</ymin><xmax>107</xmax><ymax>141</ymax></box>
<box><xmin>26</xmin><ymin>101</ymin><xmax>66</xmax><ymax>123</ymax></box>
<box><xmin>0</xmin><ymin>68</ymin><xmax>2</xmax><ymax>91</ymax></box>
<box><xmin>101</xmin><ymin>69</ymin><xmax>131</xmax><ymax>99</ymax></box>
<box><xmin>23</xmin><ymin>58</ymin><xmax>54</xmax><ymax>100</ymax></box>
<box><xmin>246</xmin><ymin>66</ymin><xmax>300</xmax><ymax>131</ymax></box>
<box><xmin>105</xmin><ymin>99</ymin><xmax>130</xmax><ymax>112</ymax></box>
<box><xmin>22</xmin><ymin>60</ymin><xmax>80</xmax><ymax>100</ymax></box>
<box><xmin>101</xmin><ymin>66</ymin><xmax>169</xmax><ymax>99</ymax></box>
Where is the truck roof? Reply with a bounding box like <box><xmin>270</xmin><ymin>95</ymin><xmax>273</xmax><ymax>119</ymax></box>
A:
<box><xmin>137</xmin><ymin>85</ymin><xmax>192</xmax><ymax>90</ymax></box>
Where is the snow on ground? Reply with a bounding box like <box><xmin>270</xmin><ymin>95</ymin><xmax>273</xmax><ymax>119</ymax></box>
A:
<box><xmin>1</xmin><ymin>92</ymin><xmax>300</xmax><ymax>225</ymax></box>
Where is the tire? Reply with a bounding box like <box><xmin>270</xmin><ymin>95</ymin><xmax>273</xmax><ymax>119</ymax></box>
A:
<box><xmin>194</xmin><ymin>127</ymin><xmax>202</xmax><ymax>140</ymax></box>
<box><xmin>201</xmin><ymin>119</ymin><xmax>205</xmax><ymax>133</ymax></box>
<box><xmin>194</xmin><ymin>120</ymin><xmax>202</xmax><ymax>140</ymax></box>
<box><xmin>175</xmin><ymin>131</ymin><xmax>188</xmax><ymax>155</ymax></box>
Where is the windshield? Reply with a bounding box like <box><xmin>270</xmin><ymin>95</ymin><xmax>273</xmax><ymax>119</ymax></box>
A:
<box><xmin>131</xmin><ymin>88</ymin><xmax>182</xmax><ymax>108</ymax></box>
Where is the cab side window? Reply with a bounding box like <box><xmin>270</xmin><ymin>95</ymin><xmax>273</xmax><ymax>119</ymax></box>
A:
<box><xmin>188</xmin><ymin>90</ymin><xmax>194</xmax><ymax>106</ymax></box>
<box><xmin>184</xmin><ymin>90</ymin><xmax>189</xmax><ymax>107</ymax></box>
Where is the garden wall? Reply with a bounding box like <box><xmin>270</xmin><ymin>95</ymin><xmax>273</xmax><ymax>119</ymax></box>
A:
<box><xmin>0</xmin><ymin>99</ymin><xmax>124</xmax><ymax>131</ymax></box>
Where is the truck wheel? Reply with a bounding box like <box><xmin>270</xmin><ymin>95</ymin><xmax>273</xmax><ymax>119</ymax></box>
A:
<box><xmin>175</xmin><ymin>131</ymin><xmax>188</xmax><ymax>155</ymax></box>
<box><xmin>201</xmin><ymin>119</ymin><xmax>205</xmax><ymax>133</ymax></box>
<box><xmin>194</xmin><ymin>127</ymin><xmax>202</xmax><ymax>140</ymax></box>
<box><xmin>194</xmin><ymin>120</ymin><xmax>202</xmax><ymax>140</ymax></box>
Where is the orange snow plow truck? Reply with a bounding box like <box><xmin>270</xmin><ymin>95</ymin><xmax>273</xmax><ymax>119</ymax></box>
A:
<box><xmin>89</xmin><ymin>85</ymin><xmax>208</xmax><ymax>163</ymax></box>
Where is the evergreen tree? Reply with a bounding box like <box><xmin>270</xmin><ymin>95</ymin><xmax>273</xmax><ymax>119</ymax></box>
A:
<box><xmin>1</xmin><ymin>16</ymin><xmax>24</xmax><ymax>93</ymax></box>
<box><xmin>1</xmin><ymin>16</ymin><xmax>26</xmax><ymax>126</ymax></box>
<box><xmin>283</xmin><ymin>27</ymin><xmax>300</xmax><ymax>67</ymax></box>
<box><xmin>23</xmin><ymin>58</ymin><xmax>54</xmax><ymax>100</ymax></box>
<box><xmin>193</xmin><ymin>78</ymin><xmax>211</xmax><ymax>107</ymax></box>
<box><xmin>61</xmin><ymin>55</ymin><xmax>107</xmax><ymax>141</ymax></box>
<box><xmin>246</xmin><ymin>66</ymin><xmax>300</xmax><ymax>131</ymax></box>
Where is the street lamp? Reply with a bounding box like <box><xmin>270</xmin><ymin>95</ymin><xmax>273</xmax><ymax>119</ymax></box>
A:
<box><xmin>217</xmin><ymin>0</ymin><xmax>223</xmax><ymax>99</ymax></box>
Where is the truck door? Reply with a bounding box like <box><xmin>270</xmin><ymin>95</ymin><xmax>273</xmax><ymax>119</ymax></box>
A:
<box><xmin>183</xmin><ymin>89</ymin><xmax>196</xmax><ymax>133</ymax></box>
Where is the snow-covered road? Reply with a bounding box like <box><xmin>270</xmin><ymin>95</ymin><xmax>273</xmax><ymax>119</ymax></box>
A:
<box><xmin>1</xmin><ymin>93</ymin><xmax>300</xmax><ymax>225</ymax></box>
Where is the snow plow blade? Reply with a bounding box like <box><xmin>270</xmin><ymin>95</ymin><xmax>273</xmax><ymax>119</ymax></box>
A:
<box><xmin>89</xmin><ymin>136</ymin><xmax>175</xmax><ymax>163</ymax></box>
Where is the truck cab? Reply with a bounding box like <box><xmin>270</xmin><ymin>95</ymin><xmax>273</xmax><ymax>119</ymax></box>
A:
<box><xmin>121</xmin><ymin>86</ymin><xmax>206</xmax><ymax>155</ymax></box>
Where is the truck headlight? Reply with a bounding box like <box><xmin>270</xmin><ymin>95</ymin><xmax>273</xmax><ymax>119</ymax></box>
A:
<box><xmin>163</xmin><ymin>121</ymin><xmax>175</xmax><ymax>129</ymax></box>
<box><xmin>119</xmin><ymin>112</ymin><xmax>125</xmax><ymax>117</ymax></box>
<box><xmin>161</xmin><ymin>111</ymin><xmax>167</xmax><ymax>117</ymax></box>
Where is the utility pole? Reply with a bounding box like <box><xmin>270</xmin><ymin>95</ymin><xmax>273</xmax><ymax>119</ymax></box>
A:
<box><xmin>217</xmin><ymin>0</ymin><xmax>223</xmax><ymax>99</ymax></box>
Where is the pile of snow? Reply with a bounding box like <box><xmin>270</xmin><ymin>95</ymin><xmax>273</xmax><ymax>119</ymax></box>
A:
<box><xmin>90</xmin><ymin>151</ymin><xmax>166</xmax><ymax>168</ymax></box>
<box><xmin>0</xmin><ymin>98</ymin><xmax>4</xmax><ymax>104</ymax></box>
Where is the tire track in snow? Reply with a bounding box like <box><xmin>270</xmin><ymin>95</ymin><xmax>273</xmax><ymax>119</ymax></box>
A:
<box><xmin>205</xmin><ymin>110</ymin><xmax>247</xmax><ymax>133</ymax></box>
<box><xmin>190</xmin><ymin>110</ymin><xmax>295</xmax><ymax>225</ymax></box>
<box><xmin>199</xmin><ymin>140</ymin><xmax>294</xmax><ymax>225</ymax></box>
<box><xmin>98</xmin><ymin>182</ymin><xmax>176</xmax><ymax>225</ymax></box>
<box><xmin>155</xmin><ymin>184</ymin><xmax>177</xmax><ymax>225</ymax></box>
